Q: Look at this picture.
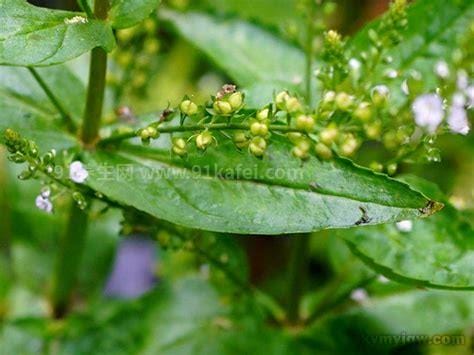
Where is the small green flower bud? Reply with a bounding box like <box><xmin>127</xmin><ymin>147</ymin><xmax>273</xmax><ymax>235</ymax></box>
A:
<box><xmin>233</xmin><ymin>131</ymin><xmax>249</xmax><ymax>149</ymax></box>
<box><xmin>369</xmin><ymin>161</ymin><xmax>384</xmax><ymax>172</ymax></box>
<box><xmin>364</xmin><ymin>121</ymin><xmax>382</xmax><ymax>140</ymax></box>
<box><xmin>275</xmin><ymin>91</ymin><xmax>290</xmax><ymax>110</ymax></box>
<box><xmin>383</xmin><ymin>131</ymin><xmax>398</xmax><ymax>150</ymax></box>
<box><xmin>18</xmin><ymin>169</ymin><xmax>33</xmax><ymax>180</ymax></box>
<box><xmin>287</xmin><ymin>132</ymin><xmax>303</xmax><ymax>144</ymax></box>
<box><xmin>72</xmin><ymin>191</ymin><xmax>87</xmax><ymax>210</ymax></box>
<box><xmin>319</xmin><ymin>125</ymin><xmax>339</xmax><ymax>145</ymax></box>
<box><xmin>371</xmin><ymin>85</ymin><xmax>390</xmax><ymax>107</ymax></box>
<box><xmin>8</xmin><ymin>152</ymin><xmax>26</xmax><ymax>163</ymax></box>
<box><xmin>285</xmin><ymin>97</ymin><xmax>302</xmax><ymax>113</ymax></box>
<box><xmin>228</xmin><ymin>92</ymin><xmax>243</xmax><ymax>110</ymax></box>
<box><xmin>335</xmin><ymin>92</ymin><xmax>354</xmax><ymax>111</ymax></box>
<box><xmin>326</xmin><ymin>30</ymin><xmax>342</xmax><ymax>45</ymax></box>
<box><xmin>172</xmin><ymin>138</ymin><xmax>187</xmax><ymax>156</ymax></box>
<box><xmin>256</xmin><ymin>108</ymin><xmax>269</xmax><ymax>121</ymax></box>
<box><xmin>144</xmin><ymin>38</ymin><xmax>160</xmax><ymax>54</ymax></box>
<box><xmin>196</xmin><ymin>131</ymin><xmax>214</xmax><ymax>150</ymax></box>
<box><xmin>339</xmin><ymin>134</ymin><xmax>359</xmax><ymax>157</ymax></box>
<box><xmin>157</xmin><ymin>230</ymin><xmax>171</xmax><ymax>248</ymax></box>
<box><xmin>250</xmin><ymin>121</ymin><xmax>269</xmax><ymax>137</ymax></box>
<box><xmin>295</xmin><ymin>115</ymin><xmax>315</xmax><ymax>132</ymax></box>
<box><xmin>386</xmin><ymin>163</ymin><xmax>398</xmax><ymax>176</ymax></box>
<box><xmin>353</xmin><ymin>102</ymin><xmax>373</xmax><ymax>122</ymax></box>
<box><xmin>249</xmin><ymin>136</ymin><xmax>267</xmax><ymax>157</ymax></box>
<box><xmin>213</xmin><ymin>100</ymin><xmax>233</xmax><ymax>115</ymax></box>
<box><xmin>180</xmin><ymin>99</ymin><xmax>198</xmax><ymax>115</ymax></box>
<box><xmin>146</xmin><ymin>126</ymin><xmax>159</xmax><ymax>139</ymax></box>
<box><xmin>323</xmin><ymin>91</ymin><xmax>336</xmax><ymax>104</ymax></box>
<box><xmin>315</xmin><ymin>143</ymin><xmax>333</xmax><ymax>160</ymax></box>
<box><xmin>292</xmin><ymin>139</ymin><xmax>311</xmax><ymax>160</ymax></box>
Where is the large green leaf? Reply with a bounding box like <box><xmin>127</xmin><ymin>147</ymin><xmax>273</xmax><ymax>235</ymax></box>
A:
<box><xmin>350</xmin><ymin>0</ymin><xmax>474</xmax><ymax>106</ymax></box>
<box><xmin>340</xmin><ymin>177</ymin><xmax>474</xmax><ymax>290</ymax></box>
<box><xmin>0</xmin><ymin>0</ymin><xmax>115</xmax><ymax>66</ymax></box>
<box><xmin>83</xmin><ymin>137</ymin><xmax>439</xmax><ymax>235</ymax></box>
<box><xmin>109</xmin><ymin>0</ymin><xmax>161</xmax><ymax>29</ymax></box>
<box><xmin>0</xmin><ymin>65</ymin><xmax>81</xmax><ymax>151</ymax></box>
<box><xmin>160</xmin><ymin>10</ymin><xmax>306</xmax><ymax>100</ymax></box>
<box><xmin>303</xmin><ymin>289</ymin><xmax>474</xmax><ymax>354</ymax></box>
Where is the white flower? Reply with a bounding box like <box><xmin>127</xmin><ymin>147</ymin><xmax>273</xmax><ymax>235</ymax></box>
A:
<box><xmin>448</xmin><ymin>106</ymin><xmax>470</xmax><ymax>135</ymax></box>
<box><xmin>69</xmin><ymin>161</ymin><xmax>89</xmax><ymax>183</ymax></box>
<box><xmin>377</xmin><ymin>275</ymin><xmax>390</xmax><ymax>284</ymax></box>
<box><xmin>35</xmin><ymin>195</ymin><xmax>53</xmax><ymax>213</ymax></box>
<box><xmin>350</xmin><ymin>288</ymin><xmax>369</xmax><ymax>303</ymax></box>
<box><xmin>396</xmin><ymin>220</ymin><xmax>413</xmax><ymax>233</ymax></box>
<box><xmin>372</xmin><ymin>85</ymin><xmax>390</xmax><ymax>96</ymax></box>
<box><xmin>452</xmin><ymin>92</ymin><xmax>466</xmax><ymax>107</ymax></box>
<box><xmin>457</xmin><ymin>70</ymin><xmax>468</xmax><ymax>90</ymax></box>
<box><xmin>434</xmin><ymin>61</ymin><xmax>449</xmax><ymax>79</ymax></box>
<box><xmin>466</xmin><ymin>86</ymin><xmax>474</xmax><ymax>107</ymax></box>
<box><xmin>64</xmin><ymin>16</ymin><xmax>88</xmax><ymax>25</ymax></box>
<box><xmin>349</xmin><ymin>58</ymin><xmax>361</xmax><ymax>72</ymax></box>
<box><xmin>411</xmin><ymin>94</ymin><xmax>444</xmax><ymax>133</ymax></box>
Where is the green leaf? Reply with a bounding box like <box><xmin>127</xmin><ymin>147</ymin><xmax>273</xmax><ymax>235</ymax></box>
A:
<box><xmin>0</xmin><ymin>65</ymin><xmax>81</xmax><ymax>151</ymax></box>
<box><xmin>0</xmin><ymin>0</ymin><xmax>115</xmax><ymax>66</ymax></box>
<box><xmin>109</xmin><ymin>0</ymin><xmax>160</xmax><ymax>29</ymax></box>
<box><xmin>304</xmin><ymin>289</ymin><xmax>474</xmax><ymax>354</ymax></box>
<box><xmin>351</xmin><ymin>0</ymin><xmax>474</xmax><ymax>105</ymax></box>
<box><xmin>341</xmin><ymin>177</ymin><xmax>474</xmax><ymax>290</ymax></box>
<box><xmin>83</xmin><ymin>137</ymin><xmax>439</xmax><ymax>235</ymax></box>
<box><xmin>160</xmin><ymin>10</ymin><xmax>306</xmax><ymax>98</ymax></box>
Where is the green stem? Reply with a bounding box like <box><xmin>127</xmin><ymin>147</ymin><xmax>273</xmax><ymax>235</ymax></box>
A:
<box><xmin>305</xmin><ymin>3</ymin><xmax>316</xmax><ymax>106</ymax></box>
<box><xmin>81</xmin><ymin>0</ymin><xmax>109</xmax><ymax>146</ymax></box>
<box><xmin>28</xmin><ymin>67</ymin><xmax>76</xmax><ymax>133</ymax></box>
<box><xmin>100</xmin><ymin>123</ymin><xmax>319</xmax><ymax>146</ymax></box>
<box><xmin>50</xmin><ymin>202</ymin><xmax>89</xmax><ymax>318</ymax></box>
<box><xmin>286</xmin><ymin>234</ymin><xmax>310</xmax><ymax>323</ymax></box>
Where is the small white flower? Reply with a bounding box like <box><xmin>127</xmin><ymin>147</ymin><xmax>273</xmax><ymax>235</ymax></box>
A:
<box><xmin>64</xmin><ymin>16</ymin><xmax>88</xmax><ymax>25</ymax></box>
<box><xmin>411</xmin><ymin>94</ymin><xmax>444</xmax><ymax>133</ymax></box>
<box><xmin>35</xmin><ymin>195</ymin><xmax>53</xmax><ymax>213</ymax></box>
<box><xmin>349</xmin><ymin>58</ymin><xmax>361</xmax><ymax>72</ymax></box>
<box><xmin>452</xmin><ymin>92</ymin><xmax>466</xmax><ymax>107</ymax></box>
<box><xmin>350</xmin><ymin>288</ymin><xmax>369</xmax><ymax>303</ymax></box>
<box><xmin>69</xmin><ymin>161</ymin><xmax>89</xmax><ymax>183</ymax></box>
<box><xmin>401</xmin><ymin>79</ymin><xmax>409</xmax><ymax>95</ymax></box>
<box><xmin>372</xmin><ymin>85</ymin><xmax>390</xmax><ymax>96</ymax></box>
<box><xmin>377</xmin><ymin>275</ymin><xmax>390</xmax><ymax>284</ymax></box>
<box><xmin>448</xmin><ymin>106</ymin><xmax>470</xmax><ymax>135</ymax></box>
<box><xmin>466</xmin><ymin>86</ymin><xmax>474</xmax><ymax>107</ymax></box>
<box><xmin>396</xmin><ymin>220</ymin><xmax>413</xmax><ymax>233</ymax></box>
<box><xmin>384</xmin><ymin>69</ymin><xmax>398</xmax><ymax>79</ymax></box>
<box><xmin>457</xmin><ymin>70</ymin><xmax>468</xmax><ymax>90</ymax></box>
<box><xmin>434</xmin><ymin>61</ymin><xmax>449</xmax><ymax>79</ymax></box>
<box><xmin>40</xmin><ymin>187</ymin><xmax>51</xmax><ymax>198</ymax></box>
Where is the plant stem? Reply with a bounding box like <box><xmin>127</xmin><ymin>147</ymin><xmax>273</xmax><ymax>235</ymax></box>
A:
<box><xmin>286</xmin><ymin>234</ymin><xmax>310</xmax><ymax>323</ymax></box>
<box><xmin>81</xmin><ymin>0</ymin><xmax>109</xmax><ymax>147</ymax></box>
<box><xmin>100</xmin><ymin>123</ymin><xmax>319</xmax><ymax>146</ymax></box>
<box><xmin>305</xmin><ymin>3</ymin><xmax>316</xmax><ymax>107</ymax></box>
<box><xmin>28</xmin><ymin>67</ymin><xmax>76</xmax><ymax>133</ymax></box>
<box><xmin>50</xmin><ymin>202</ymin><xmax>89</xmax><ymax>318</ymax></box>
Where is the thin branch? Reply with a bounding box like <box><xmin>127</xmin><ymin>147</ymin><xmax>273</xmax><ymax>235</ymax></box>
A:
<box><xmin>99</xmin><ymin>122</ymin><xmax>319</xmax><ymax>146</ymax></box>
<box><xmin>27</xmin><ymin>67</ymin><xmax>76</xmax><ymax>133</ymax></box>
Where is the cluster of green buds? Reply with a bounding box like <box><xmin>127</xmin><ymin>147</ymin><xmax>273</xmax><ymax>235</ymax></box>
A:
<box><xmin>138</xmin><ymin>125</ymin><xmax>160</xmax><ymax>145</ymax></box>
<box><xmin>318</xmin><ymin>30</ymin><xmax>348</xmax><ymax>88</ymax></box>
<box><xmin>111</xmin><ymin>17</ymin><xmax>160</xmax><ymax>95</ymax></box>
<box><xmin>212</xmin><ymin>85</ymin><xmax>244</xmax><ymax>116</ymax></box>
<box><xmin>4</xmin><ymin>128</ymin><xmax>55</xmax><ymax>180</ymax></box>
